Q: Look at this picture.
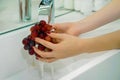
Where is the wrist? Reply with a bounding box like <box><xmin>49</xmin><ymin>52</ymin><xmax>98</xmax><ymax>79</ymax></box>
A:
<box><xmin>82</xmin><ymin>36</ymin><xmax>118</xmax><ymax>53</ymax></box>
<box><xmin>70</xmin><ymin>21</ymin><xmax>87</xmax><ymax>35</ymax></box>
<box><xmin>77</xmin><ymin>38</ymin><xmax>93</xmax><ymax>53</ymax></box>
<box><xmin>78</xmin><ymin>38</ymin><xmax>102</xmax><ymax>53</ymax></box>
<box><xmin>72</xmin><ymin>20</ymin><xmax>96</xmax><ymax>35</ymax></box>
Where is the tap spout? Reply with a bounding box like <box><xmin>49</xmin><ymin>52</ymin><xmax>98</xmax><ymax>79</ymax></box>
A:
<box><xmin>39</xmin><ymin>0</ymin><xmax>54</xmax><ymax>24</ymax></box>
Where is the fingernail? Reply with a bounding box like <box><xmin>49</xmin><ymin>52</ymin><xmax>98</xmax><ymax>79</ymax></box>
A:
<box><xmin>32</xmin><ymin>47</ymin><xmax>34</xmax><ymax>49</ymax></box>
<box><xmin>35</xmin><ymin>38</ymin><xmax>39</xmax><ymax>41</ymax></box>
<box><xmin>33</xmin><ymin>47</ymin><xmax>36</xmax><ymax>51</ymax></box>
<box><xmin>36</xmin><ymin>57</ymin><xmax>39</xmax><ymax>60</ymax></box>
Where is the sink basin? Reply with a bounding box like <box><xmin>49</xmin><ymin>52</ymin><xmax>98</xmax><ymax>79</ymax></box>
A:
<box><xmin>0</xmin><ymin>11</ymin><xmax>120</xmax><ymax>80</ymax></box>
<box><xmin>1</xmin><ymin>26</ymin><xmax>120</xmax><ymax>80</ymax></box>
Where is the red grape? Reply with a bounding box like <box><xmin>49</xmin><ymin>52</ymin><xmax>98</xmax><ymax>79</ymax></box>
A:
<box><xmin>30</xmin><ymin>26</ymin><xmax>36</xmax><ymax>32</ymax></box>
<box><xmin>38</xmin><ymin>44</ymin><xmax>45</xmax><ymax>51</ymax></box>
<box><xmin>39</xmin><ymin>20</ymin><xmax>46</xmax><ymax>26</ymax></box>
<box><xmin>44</xmin><ymin>24</ymin><xmax>52</xmax><ymax>31</ymax></box>
<box><xmin>24</xmin><ymin>45</ymin><xmax>30</xmax><ymax>50</ymax></box>
<box><xmin>29</xmin><ymin>40</ymin><xmax>35</xmax><ymax>47</ymax></box>
<box><xmin>22</xmin><ymin>20</ymin><xmax>56</xmax><ymax>59</ymax></box>
<box><xmin>22</xmin><ymin>38</ymin><xmax>29</xmax><ymax>45</ymax></box>
<box><xmin>31</xmin><ymin>31</ymin><xmax>38</xmax><ymax>40</ymax></box>
<box><xmin>45</xmin><ymin>36</ymin><xmax>51</xmax><ymax>41</ymax></box>
<box><xmin>29</xmin><ymin>48</ymin><xmax>35</xmax><ymax>55</ymax></box>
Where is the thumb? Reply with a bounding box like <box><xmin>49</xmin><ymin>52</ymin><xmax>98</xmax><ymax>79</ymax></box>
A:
<box><xmin>52</xmin><ymin>24</ymin><xmax>63</xmax><ymax>33</ymax></box>
<box><xmin>48</xmin><ymin>33</ymin><xmax>66</xmax><ymax>40</ymax></box>
<box><xmin>52</xmin><ymin>23</ymin><xmax>60</xmax><ymax>28</ymax></box>
<box><xmin>52</xmin><ymin>23</ymin><xmax>59</xmax><ymax>30</ymax></box>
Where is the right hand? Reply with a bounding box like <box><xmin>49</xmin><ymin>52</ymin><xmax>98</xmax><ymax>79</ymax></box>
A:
<box><xmin>33</xmin><ymin>33</ymin><xmax>86</xmax><ymax>62</ymax></box>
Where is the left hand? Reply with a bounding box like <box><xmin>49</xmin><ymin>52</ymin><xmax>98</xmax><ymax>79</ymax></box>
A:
<box><xmin>33</xmin><ymin>33</ymin><xmax>86</xmax><ymax>63</ymax></box>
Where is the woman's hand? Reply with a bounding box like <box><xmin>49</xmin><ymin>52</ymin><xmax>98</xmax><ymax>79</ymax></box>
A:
<box><xmin>53</xmin><ymin>0</ymin><xmax>120</xmax><ymax>36</ymax></box>
<box><xmin>53</xmin><ymin>22</ymin><xmax>81</xmax><ymax>36</ymax></box>
<box><xmin>33</xmin><ymin>33</ymin><xmax>86</xmax><ymax>62</ymax></box>
<box><xmin>33</xmin><ymin>30</ymin><xmax>120</xmax><ymax>63</ymax></box>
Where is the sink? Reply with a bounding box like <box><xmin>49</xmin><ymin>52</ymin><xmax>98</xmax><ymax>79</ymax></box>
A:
<box><xmin>0</xmin><ymin>11</ymin><xmax>120</xmax><ymax>80</ymax></box>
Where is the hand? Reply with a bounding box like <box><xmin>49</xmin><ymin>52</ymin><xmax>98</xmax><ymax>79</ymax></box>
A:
<box><xmin>33</xmin><ymin>33</ymin><xmax>86</xmax><ymax>63</ymax></box>
<box><xmin>53</xmin><ymin>22</ymin><xmax>81</xmax><ymax>36</ymax></box>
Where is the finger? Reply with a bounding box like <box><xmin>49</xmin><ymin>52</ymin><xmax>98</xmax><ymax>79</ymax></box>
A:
<box><xmin>37</xmin><ymin>57</ymin><xmax>57</xmax><ymax>63</ymax></box>
<box><xmin>48</xmin><ymin>33</ymin><xmax>66</xmax><ymax>40</ymax></box>
<box><xmin>52</xmin><ymin>24</ymin><xmax>64</xmax><ymax>33</ymax></box>
<box><xmin>33</xmin><ymin>47</ymin><xmax>54</xmax><ymax>58</ymax></box>
<box><xmin>52</xmin><ymin>23</ymin><xmax>60</xmax><ymax>28</ymax></box>
<box><xmin>52</xmin><ymin>23</ymin><xmax>66</xmax><ymax>28</ymax></box>
<box><xmin>35</xmin><ymin>38</ymin><xmax>55</xmax><ymax>49</ymax></box>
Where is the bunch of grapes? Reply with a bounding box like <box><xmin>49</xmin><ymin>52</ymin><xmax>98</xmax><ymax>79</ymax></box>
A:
<box><xmin>22</xmin><ymin>20</ymin><xmax>54</xmax><ymax>58</ymax></box>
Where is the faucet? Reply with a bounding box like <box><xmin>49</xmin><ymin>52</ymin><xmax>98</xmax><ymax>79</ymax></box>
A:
<box><xmin>19</xmin><ymin>0</ymin><xmax>54</xmax><ymax>23</ymax></box>
<box><xmin>19</xmin><ymin>0</ymin><xmax>31</xmax><ymax>22</ymax></box>
<box><xmin>38</xmin><ymin>0</ymin><xmax>55</xmax><ymax>24</ymax></box>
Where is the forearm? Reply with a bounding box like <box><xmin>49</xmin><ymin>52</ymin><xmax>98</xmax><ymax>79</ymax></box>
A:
<box><xmin>82</xmin><ymin>30</ymin><xmax>120</xmax><ymax>53</ymax></box>
<box><xmin>76</xmin><ymin>0</ymin><xmax>120</xmax><ymax>34</ymax></box>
